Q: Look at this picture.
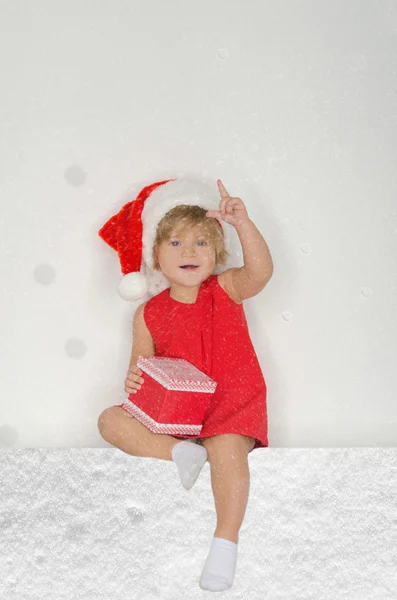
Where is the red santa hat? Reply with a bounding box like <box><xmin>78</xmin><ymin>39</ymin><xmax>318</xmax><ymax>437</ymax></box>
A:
<box><xmin>98</xmin><ymin>177</ymin><xmax>234</xmax><ymax>301</ymax></box>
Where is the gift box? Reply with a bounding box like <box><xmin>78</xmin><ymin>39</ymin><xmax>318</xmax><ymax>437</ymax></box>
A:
<box><xmin>119</xmin><ymin>356</ymin><xmax>217</xmax><ymax>436</ymax></box>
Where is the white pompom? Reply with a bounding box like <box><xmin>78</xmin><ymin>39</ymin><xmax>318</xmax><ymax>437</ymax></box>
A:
<box><xmin>118</xmin><ymin>272</ymin><xmax>148</xmax><ymax>301</ymax></box>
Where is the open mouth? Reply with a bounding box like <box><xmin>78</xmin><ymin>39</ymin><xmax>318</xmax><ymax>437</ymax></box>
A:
<box><xmin>180</xmin><ymin>265</ymin><xmax>199</xmax><ymax>270</ymax></box>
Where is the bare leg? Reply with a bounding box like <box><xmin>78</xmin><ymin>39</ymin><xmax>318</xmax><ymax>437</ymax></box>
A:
<box><xmin>98</xmin><ymin>407</ymin><xmax>180</xmax><ymax>461</ymax></box>
<box><xmin>201</xmin><ymin>434</ymin><xmax>255</xmax><ymax>544</ymax></box>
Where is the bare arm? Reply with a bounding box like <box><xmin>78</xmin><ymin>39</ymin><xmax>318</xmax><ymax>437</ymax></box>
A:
<box><xmin>128</xmin><ymin>302</ymin><xmax>156</xmax><ymax>369</ymax></box>
<box><xmin>235</xmin><ymin>218</ymin><xmax>274</xmax><ymax>283</ymax></box>
<box><xmin>224</xmin><ymin>220</ymin><xmax>274</xmax><ymax>303</ymax></box>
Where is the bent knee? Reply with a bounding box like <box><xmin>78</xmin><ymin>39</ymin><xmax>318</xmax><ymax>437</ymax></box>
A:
<box><xmin>97</xmin><ymin>406</ymin><xmax>123</xmax><ymax>436</ymax></box>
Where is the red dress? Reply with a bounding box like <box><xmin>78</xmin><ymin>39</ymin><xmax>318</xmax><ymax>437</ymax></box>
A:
<box><xmin>118</xmin><ymin>274</ymin><xmax>268</xmax><ymax>452</ymax></box>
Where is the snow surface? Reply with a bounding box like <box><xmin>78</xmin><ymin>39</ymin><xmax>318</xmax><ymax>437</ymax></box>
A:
<box><xmin>1</xmin><ymin>449</ymin><xmax>396</xmax><ymax>597</ymax></box>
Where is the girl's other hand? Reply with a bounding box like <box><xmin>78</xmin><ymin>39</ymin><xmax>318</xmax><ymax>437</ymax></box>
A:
<box><xmin>124</xmin><ymin>364</ymin><xmax>144</xmax><ymax>394</ymax></box>
<box><xmin>206</xmin><ymin>179</ymin><xmax>250</xmax><ymax>229</ymax></box>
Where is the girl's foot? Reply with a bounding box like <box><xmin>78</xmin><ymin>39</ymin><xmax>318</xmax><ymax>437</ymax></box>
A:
<box><xmin>199</xmin><ymin>537</ymin><xmax>238</xmax><ymax>591</ymax></box>
<box><xmin>171</xmin><ymin>440</ymin><xmax>208</xmax><ymax>490</ymax></box>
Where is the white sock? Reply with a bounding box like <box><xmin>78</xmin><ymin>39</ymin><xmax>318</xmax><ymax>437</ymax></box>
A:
<box><xmin>199</xmin><ymin>537</ymin><xmax>238</xmax><ymax>591</ymax></box>
<box><xmin>171</xmin><ymin>440</ymin><xmax>207</xmax><ymax>490</ymax></box>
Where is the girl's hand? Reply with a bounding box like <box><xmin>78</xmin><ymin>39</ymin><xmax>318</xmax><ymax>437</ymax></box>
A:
<box><xmin>124</xmin><ymin>364</ymin><xmax>144</xmax><ymax>394</ymax></box>
<box><xmin>206</xmin><ymin>179</ymin><xmax>250</xmax><ymax>229</ymax></box>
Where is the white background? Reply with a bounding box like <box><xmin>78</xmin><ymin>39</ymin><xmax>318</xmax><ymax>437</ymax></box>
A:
<box><xmin>1</xmin><ymin>1</ymin><xmax>396</xmax><ymax>447</ymax></box>
<box><xmin>1</xmin><ymin>1</ymin><xmax>396</xmax><ymax>597</ymax></box>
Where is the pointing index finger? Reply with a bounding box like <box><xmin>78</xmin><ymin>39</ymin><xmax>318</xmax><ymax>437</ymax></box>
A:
<box><xmin>217</xmin><ymin>179</ymin><xmax>230</xmax><ymax>200</ymax></box>
<box><xmin>217</xmin><ymin>179</ymin><xmax>231</xmax><ymax>214</ymax></box>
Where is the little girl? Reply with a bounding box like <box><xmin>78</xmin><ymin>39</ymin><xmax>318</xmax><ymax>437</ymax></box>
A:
<box><xmin>97</xmin><ymin>178</ymin><xmax>273</xmax><ymax>592</ymax></box>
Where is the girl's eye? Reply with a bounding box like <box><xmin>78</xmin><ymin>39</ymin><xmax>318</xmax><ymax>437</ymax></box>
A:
<box><xmin>170</xmin><ymin>241</ymin><xmax>207</xmax><ymax>246</ymax></box>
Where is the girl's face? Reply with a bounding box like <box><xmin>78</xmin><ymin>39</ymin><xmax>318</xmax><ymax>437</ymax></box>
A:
<box><xmin>155</xmin><ymin>223</ymin><xmax>216</xmax><ymax>286</ymax></box>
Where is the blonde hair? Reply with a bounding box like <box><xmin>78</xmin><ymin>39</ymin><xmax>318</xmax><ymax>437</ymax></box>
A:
<box><xmin>152</xmin><ymin>205</ymin><xmax>230</xmax><ymax>271</ymax></box>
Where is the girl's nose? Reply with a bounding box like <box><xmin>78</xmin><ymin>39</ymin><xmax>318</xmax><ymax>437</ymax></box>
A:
<box><xmin>182</xmin><ymin>247</ymin><xmax>196</xmax><ymax>256</ymax></box>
